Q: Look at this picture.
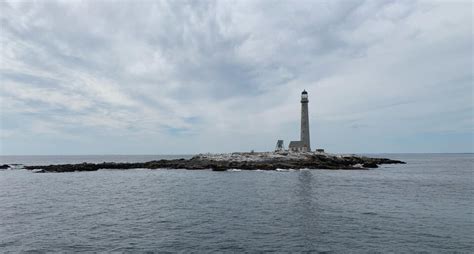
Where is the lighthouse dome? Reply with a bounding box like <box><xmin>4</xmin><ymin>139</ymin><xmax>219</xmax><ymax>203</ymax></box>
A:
<box><xmin>301</xmin><ymin>90</ymin><xmax>308</xmax><ymax>100</ymax></box>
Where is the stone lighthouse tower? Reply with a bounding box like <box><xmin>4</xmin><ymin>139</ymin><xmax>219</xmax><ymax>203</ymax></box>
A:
<box><xmin>288</xmin><ymin>90</ymin><xmax>312</xmax><ymax>152</ymax></box>
<box><xmin>300</xmin><ymin>90</ymin><xmax>311</xmax><ymax>151</ymax></box>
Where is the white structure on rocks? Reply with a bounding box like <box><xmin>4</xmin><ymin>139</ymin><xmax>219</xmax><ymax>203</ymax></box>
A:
<box><xmin>289</xmin><ymin>90</ymin><xmax>311</xmax><ymax>152</ymax></box>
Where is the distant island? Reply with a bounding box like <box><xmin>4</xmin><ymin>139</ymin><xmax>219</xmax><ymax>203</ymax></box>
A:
<box><xmin>24</xmin><ymin>152</ymin><xmax>405</xmax><ymax>173</ymax></box>
<box><xmin>20</xmin><ymin>90</ymin><xmax>405</xmax><ymax>173</ymax></box>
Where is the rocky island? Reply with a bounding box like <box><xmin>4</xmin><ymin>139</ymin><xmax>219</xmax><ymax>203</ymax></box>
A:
<box><xmin>25</xmin><ymin>152</ymin><xmax>405</xmax><ymax>173</ymax></box>
<box><xmin>20</xmin><ymin>91</ymin><xmax>407</xmax><ymax>173</ymax></box>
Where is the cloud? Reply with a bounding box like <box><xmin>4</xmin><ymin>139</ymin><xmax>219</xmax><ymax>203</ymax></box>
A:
<box><xmin>0</xmin><ymin>0</ymin><xmax>472</xmax><ymax>155</ymax></box>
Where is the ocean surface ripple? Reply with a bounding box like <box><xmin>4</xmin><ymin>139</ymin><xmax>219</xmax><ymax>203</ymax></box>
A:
<box><xmin>0</xmin><ymin>154</ymin><xmax>472</xmax><ymax>252</ymax></box>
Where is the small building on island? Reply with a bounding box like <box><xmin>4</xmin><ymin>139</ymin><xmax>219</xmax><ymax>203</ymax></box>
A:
<box><xmin>289</xmin><ymin>141</ymin><xmax>308</xmax><ymax>152</ymax></box>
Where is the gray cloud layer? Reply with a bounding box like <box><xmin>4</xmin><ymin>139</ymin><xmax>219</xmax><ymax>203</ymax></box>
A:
<box><xmin>1</xmin><ymin>0</ymin><xmax>472</xmax><ymax>154</ymax></box>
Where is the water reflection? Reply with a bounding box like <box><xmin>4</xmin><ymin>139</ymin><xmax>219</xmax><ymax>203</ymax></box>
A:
<box><xmin>294</xmin><ymin>170</ymin><xmax>320</xmax><ymax>250</ymax></box>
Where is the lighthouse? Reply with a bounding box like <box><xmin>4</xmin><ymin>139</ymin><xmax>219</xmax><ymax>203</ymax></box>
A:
<box><xmin>300</xmin><ymin>90</ymin><xmax>311</xmax><ymax>151</ymax></box>
<box><xmin>288</xmin><ymin>90</ymin><xmax>311</xmax><ymax>152</ymax></box>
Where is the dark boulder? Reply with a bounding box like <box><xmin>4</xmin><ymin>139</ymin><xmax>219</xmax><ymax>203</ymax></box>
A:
<box><xmin>362</xmin><ymin>162</ymin><xmax>378</xmax><ymax>168</ymax></box>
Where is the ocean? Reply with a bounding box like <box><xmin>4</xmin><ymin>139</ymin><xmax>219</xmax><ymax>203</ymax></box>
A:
<box><xmin>0</xmin><ymin>154</ymin><xmax>472</xmax><ymax>252</ymax></box>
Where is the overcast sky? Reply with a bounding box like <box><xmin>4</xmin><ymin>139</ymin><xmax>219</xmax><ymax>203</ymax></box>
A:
<box><xmin>0</xmin><ymin>0</ymin><xmax>472</xmax><ymax>155</ymax></box>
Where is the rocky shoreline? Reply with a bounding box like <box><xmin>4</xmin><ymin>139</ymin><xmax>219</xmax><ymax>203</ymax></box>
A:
<box><xmin>24</xmin><ymin>152</ymin><xmax>405</xmax><ymax>173</ymax></box>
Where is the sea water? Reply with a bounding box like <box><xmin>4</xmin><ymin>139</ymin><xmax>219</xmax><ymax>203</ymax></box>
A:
<box><xmin>0</xmin><ymin>154</ymin><xmax>472</xmax><ymax>252</ymax></box>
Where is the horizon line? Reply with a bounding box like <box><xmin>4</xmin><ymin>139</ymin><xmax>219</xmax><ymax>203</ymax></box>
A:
<box><xmin>1</xmin><ymin>152</ymin><xmax>473</xmax><ymax>156</ymax></box>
